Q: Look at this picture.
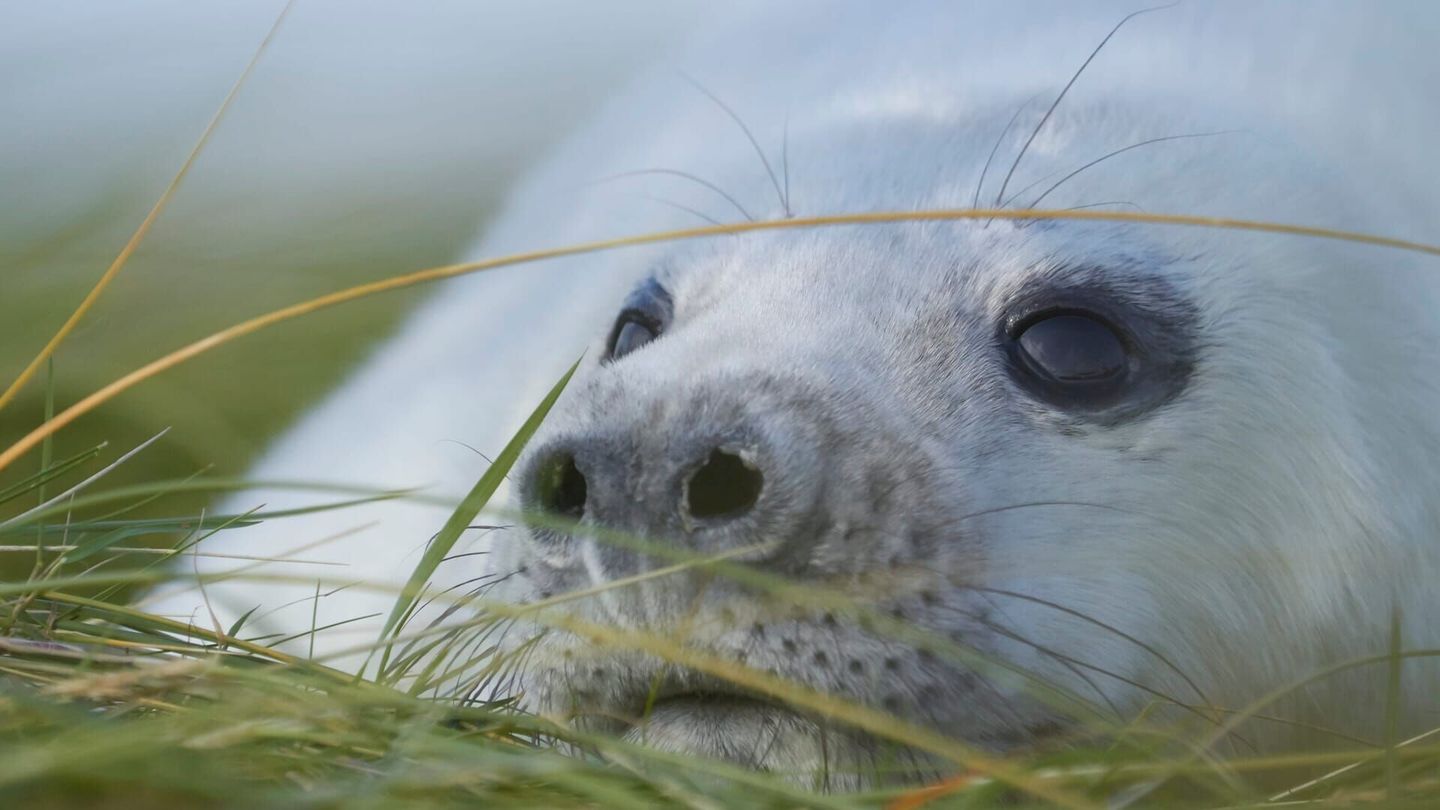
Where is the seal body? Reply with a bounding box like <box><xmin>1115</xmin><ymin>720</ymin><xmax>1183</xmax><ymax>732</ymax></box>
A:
<box><xmin>170</xmin><ymin>0</ymin><xmax>1440</xmax><ymax>781</ymax></box>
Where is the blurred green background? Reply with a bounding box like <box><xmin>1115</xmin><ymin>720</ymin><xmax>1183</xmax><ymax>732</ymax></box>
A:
<box><xmin>0</xmin><ymin>1</ymin><xmax>701</xmax><ymax>576</ymax></box>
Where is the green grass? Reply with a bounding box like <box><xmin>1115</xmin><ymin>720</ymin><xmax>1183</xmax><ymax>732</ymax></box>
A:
<box><xmin>3</xmin><ymin>370</ymin><xmax>1440</xmax><ymax>807</ymax></box>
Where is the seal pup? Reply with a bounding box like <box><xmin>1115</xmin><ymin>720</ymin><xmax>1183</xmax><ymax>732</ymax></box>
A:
<box><xmin>166</xmin><ymin>0</ymin><xmax>1440</xmax><ymax>785</ymax></box>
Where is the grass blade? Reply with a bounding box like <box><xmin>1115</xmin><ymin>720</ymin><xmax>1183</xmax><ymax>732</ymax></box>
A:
<box><xmin>0</xmin><ymin>443</ymin><xmax>106</xmax><ymax>508</ymax></box>
<box><xmin>373</xmin><ymin>357</ymin><xmax>580</xmax><ymax>675</ymax></box>
<box><xmin>0</xmin><ymin>429</ymin><xmax>170</xmax><ymax>532</ymax></box>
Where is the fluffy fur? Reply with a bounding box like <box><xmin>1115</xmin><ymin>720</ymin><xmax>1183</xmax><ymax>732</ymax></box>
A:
<box><xmin>158</xmin><ymin>0</ymin><xmax>1440</xmax><ymax>783</ymax></box>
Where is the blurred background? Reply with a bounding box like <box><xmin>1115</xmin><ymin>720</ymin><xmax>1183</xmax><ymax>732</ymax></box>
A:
<box><xmin>0</xmin><ymin>1</ymin><xmax>705</xmax><ymax>563</ymax></box>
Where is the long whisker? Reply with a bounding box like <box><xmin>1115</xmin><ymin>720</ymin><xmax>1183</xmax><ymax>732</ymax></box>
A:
<box><xmin>434</xmin><ymin>438</ymin><xmax>512</xmax><ymax>481</ymax></box>
<box><xmin>439</xmin><ymin>550</ymin><xmax>492</xmax><ymax>564</ymax></box>
<box><xmin>591</xmin><ymin>169</ymin><xmax>756</xmax><ymax>221</ymax></box>
<box><xmin>974</xmin><ymin>595</ymin><xmax>1122</xmax><ymax>721</ymax></box>
<box><xmin>1064</xmin><ymin>200</ymin><xmax>1141</xmax><ymax>211</ymax></box>
<box><xmin>972</xmin><ymin>613</ymin><xmax>1257</xmax><ymax>754</ymax></box>
<box><xmin>420</xmin><ymin>584</ymin><xmax>522</xmax><ymax>696</ymax></box>
<box><xmin>469</xmin><ymin>621</ymin><xmax>539</xmax><ymax>705</ymax></box>
<box><xmin>992</xmin><ymin>3</ymin><xmax>1175</xmax><ymax>207</ymax></box>
<box><xmin>459</xmin><ymin>616</ymin><xmax>526</xmax><ymax>696</ymax></box>
<box><xmin>393</xmin><ymin>567</ymin><xmax>526</xmax><ymax>688</ymax></box>
<box><xmin>680</xmin><ymin>72</ymin><xmax>790</xmax><ymax>217</ymax></box>
<box><xmin>1020</xmin><ymin>131</ymin><xmax>1237</xmax><ymax>209</ymax></box>
<box><xmin>782</xmin><ymin>110</ymin><xmax>792</xmax><ymax>216</ymax></box>
<box><xmin>967</xmin><ymin>665</ymin><xmax>1036</xmax><ymax>737</ymax></box>
<box><xmin>955</xmin><ymin>500</ymin><xmax>1146</xmax><ymax>522</ymax></box>
<box><xmin>974</xmin><ymin>95</ymin><xmax>1037</xmax><ymax>211</ymax></box>
<box><xmin>966</xmin><ymin>585</ymin><xmax>1214</xmax><ymax>713</ymax></box>
<box><xmin>472</xmin><ymin>616</ymin><xmax>529</xmax><ymax>694</ymax></box>
<box><xmin>624</xmin><ymin>192</ymin><xmax>726</xmax><ymax>227</ymax></box>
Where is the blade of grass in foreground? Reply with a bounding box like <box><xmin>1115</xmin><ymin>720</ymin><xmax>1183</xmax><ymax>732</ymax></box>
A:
<box><xmin>371</xmin><ymin>357</ymin><xmax>580</xmax><ymax>677</ymax></box>
<box><xmin>0</xmin><ymin>443</ymin><xmax>106</xmax><ymax>508</ymax></box>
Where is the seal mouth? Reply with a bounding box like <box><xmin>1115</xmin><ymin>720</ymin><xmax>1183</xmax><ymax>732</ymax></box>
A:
<box><xmin>643</xmin><ymin>690</ymin><xmax>778</xmax><ymax>716</ymax></box>
<box><xmin>631</xmin><ymin>679</ymin><xmax>785</xmax><ymax>725</ymax></box>
<box><xmin>598</xmin><ymin>673</ymin><xmax>807</xmax><ymax>749</ymax></box>
<box><xmin>620</xmin><ymin>690</ymin><xmax>823</xmax><ymax>770</ymax></box>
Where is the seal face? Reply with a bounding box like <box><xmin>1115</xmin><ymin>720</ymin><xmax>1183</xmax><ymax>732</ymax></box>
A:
<box><xmin>475</xmin><ymin>3</ymin><xmax>1440</xmax><ymax>786</ymax></box>
<box><xmin>494</xmin><ymin>224</ymin><xmax>1213</xmax><ymax>783</ymax></box>
<box><xmin>150</xmin><ymin>0</ymin><xmax>1440</xmax><ymax>790</ymax></box>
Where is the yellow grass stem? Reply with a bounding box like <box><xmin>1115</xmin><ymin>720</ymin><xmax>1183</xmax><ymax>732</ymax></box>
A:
<box><xmin>0</xmin><ymin>207</ymin><xmax>1436</xmax><ymax>477</ymax></box>
<box><xmin>0</xmin><ymin>1</ymin><xmax>295</xmax><ymax>413</ymax></box>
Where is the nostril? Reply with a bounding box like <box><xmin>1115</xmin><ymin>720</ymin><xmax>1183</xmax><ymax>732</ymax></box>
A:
<box><xmin>685</xmin><ymin>449</ymin><xmax>764</xmax><ymax>521</ymax></box>
<box><xmin>535</xmin><ymin>453</ymin><xmax>587</xmax><ymax>520</ymax></box>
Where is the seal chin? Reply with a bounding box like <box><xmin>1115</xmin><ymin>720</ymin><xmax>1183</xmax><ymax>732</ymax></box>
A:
<box><xmin>622</xmin><ymin>697</ymin><xmax>868</xmax><ymax>789</ymax></box>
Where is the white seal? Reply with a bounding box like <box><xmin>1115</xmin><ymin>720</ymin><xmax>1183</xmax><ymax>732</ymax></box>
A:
<box><xmin>164</xmin><ymin>0</ymin><xmax>1440</xmax><ymax>783</ymax></box>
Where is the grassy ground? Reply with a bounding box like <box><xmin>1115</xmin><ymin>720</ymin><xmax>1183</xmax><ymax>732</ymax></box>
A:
<box><xmin>3</xmin><ymin>407</ymin><xmax>1439</xmax><ymax>808</ymax></box>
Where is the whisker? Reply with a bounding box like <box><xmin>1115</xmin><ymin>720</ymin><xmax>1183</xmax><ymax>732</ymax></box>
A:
<box><xmin>680</xmin><ymin>72</ymin><xmax>791</xmax><ymax>217</ymax></box>
<box><xmin>435</xmin><ymin>438</ymin><xmax>494</xmax><ymax>463</ymax></box>
<box><xmin>460</xmin><ymin>617</ymin><xmax>528</xmax><ymax>697</ymax></box>
<box><xmin>967</xmin><ymin>666</ymin><xmax>1035</xmax><ymax>737</ymax></box>
<box><xmin>468</xmin><ymin>621</ymin><xmax>537</xmax><ymax>704</ymax></box>
<box><xmin>624</xmin><ymin>192</ymin><xmax>726</xmax><ymax>227</ymax></box>
<box><xmin>591</xmin><ymin>168</ymin><xmax>756</xmax><ymax>221</ymax></box>
<box><xmin>421</xmin><ymin>595</ymin><xmax>517</xmax><ymax>697</ymax></box>
<box><xmin>974</xmin><ymin>595</ymin><xmax>1122</xmax><ymax>720</ymax></box>
<box><xmin>782</xmin><ymin>110</ymin><xmax>792</xmax><ymax>216</ymax></box>
<box><xmin>992</xmin><ymin>3</ymin><xmax>1176</xmax><ymax>207</ymax></box>
<box><xmin>439</xmin><ymin>549</ymin><xmax>493</xmax><ymax>564</ymax></box>
<box><xmin>387</xmin><ymin>567</ymin><xmax>525</xmax><ymax>685</ymax></box>
<box><xmin>972</xmin><ymin>614</ymin><xmax>1257</xmax><ymax>754</ymax></box>
<box><xmin>966</xmin><ymin>584</ymin><xmax>1214</xmax><ymax>713</ymax></box>
<box><xmin>436</xmin><ymin>438</ymin><xmax>514</xmax><ymax>483</ymax></box>
<box><xmin>1063</xmin><ymin>200</ymin><xmax>1142</xmax><ymax>211</ymax></box>
<box><xmin>1020</xmin><ymin>131</ymin><xmax>1238</xmax><ymax>209</ymax></box>
<box><xmin>751</xmin><ymin>718</ymin><xmax>789</xmax><ymax>779</ymax></box>
<box><xmin>973</xmin><ymin>95</ymin><xmax>1038</xmax><ymax>211</ymax></box>
<box><xmin>423</xmin><ymin>524</ymin><xmax>509</xmax><ymax>556</ymax></box>
<box><xmin>456</xmin><ymin>617</ymin><xmax>520</xmax><ymax>690</ymax></box>
<box><xmin>954</xmin><ymin>499</ymin><xmax>1146</xmax><ymax>523</ymax></box>
<box><xmin>415</xmin><ymin>573</ymin><xmax>503</xmax><ymax>616</ymax></box>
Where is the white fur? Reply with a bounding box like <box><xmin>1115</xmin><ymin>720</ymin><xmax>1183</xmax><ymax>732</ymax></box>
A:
<box><xmin>153</xmin><ymin>0</ymin><xmax>1440</xmax><ymax>770</ymax></box>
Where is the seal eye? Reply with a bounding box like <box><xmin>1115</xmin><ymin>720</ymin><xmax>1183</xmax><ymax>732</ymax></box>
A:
<box><xmin>610</xmin><ymin>316</ymin><xmax>659</xmax><ymax>360</ymax></box>
<box><xmin>604</xmin><ymin>278</ymin><xmax>673</xmax><ymax>364</ymax></box>
<box><xmin>1001</xmin><ymin>279</ymin><xmax>1197</xmax><ymax>421</ymax></box>
<box><xmin>1014</xmin><ymin>312</ymin><xmax>1128</xmax><ymax>387</ymax></box>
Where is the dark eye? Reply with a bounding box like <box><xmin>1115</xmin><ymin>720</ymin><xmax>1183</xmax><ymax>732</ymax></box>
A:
<box><xmin>1006</xmin><ymin>311</ymin><xmax>1133</xmax><ymax>410</ymax></box>
<box><xmin>605</xmin><ymin>278</ymin><xmax>673</xmax><ymax>363</ymax></box>
<box><xmin>610</xmin><ymin>316</ymin><xmax>659</xmax><ymax>360</ymax></box>
<box><xmin>1000</xmin><ymin>281</ymin><xmax>1197</xmax><ymax>421</ymax></box>
<box><xmin>1016</xmin><ymin>313</ymin><xmax>1128</xmax><ymax>383</ymax></box>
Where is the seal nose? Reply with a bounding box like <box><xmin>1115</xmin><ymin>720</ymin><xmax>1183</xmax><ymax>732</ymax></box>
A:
<box><xmin>684</xmin><ymin>448</ymin><xmax>764</xmax><ymax>521</ymax></box>
<box><xmin>533</xmin><ymin>451</ymin><xmax>588</xmax><ymax>520</ymax></box>
<box><xmin>528</xmin><ymin>443</ymin><xmax>765</xmax><ymax>527</ymax></box>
